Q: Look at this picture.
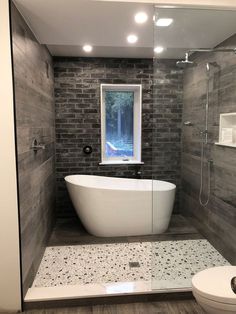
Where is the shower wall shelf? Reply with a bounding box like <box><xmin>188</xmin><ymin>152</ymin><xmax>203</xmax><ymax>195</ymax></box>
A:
<box><xmin>215</xmin><ymin>113</ymin><xmax>236</xmax><ymax>148</ymax></box>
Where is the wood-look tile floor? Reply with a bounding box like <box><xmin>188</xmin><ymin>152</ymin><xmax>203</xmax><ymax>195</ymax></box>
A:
<box><xmin>49</xmin><ymin>215</ymin><xmax>202</xmax><ymax>247</ymax></box>
<box><xmin>23</xmin><ymin>300</ymin><xmax>205</xmax><ymax>313</ymax></box>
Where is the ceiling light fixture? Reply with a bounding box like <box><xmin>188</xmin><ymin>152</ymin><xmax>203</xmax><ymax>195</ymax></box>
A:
<box><xmin>83</xmin><ymin>44</ymin><xmax>93</xmax><ymax>52</ymax></box>
<box><xmin>135</xmin><ymin>12</ymin><xmax>148</xmax><ymax>24</ymax></box>
<box><xmin>155</xmin><ymin>18</ymin><xmax>173</xmax><ymax>27</ymax></box>
<box><xmin>127</xmin><ymin>34</ymin><xmax>138</xmax><ymax>44</ymax></box>
<box><xmin>154</xmin><ymin>46</ymin><xmax>164</xmax><ymax>54</ymax></box>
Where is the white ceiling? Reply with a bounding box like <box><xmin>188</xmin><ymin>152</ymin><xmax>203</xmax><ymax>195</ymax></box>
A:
<box><xmin>13</xmin><ymin>0</ymin><xmax>236</xmax><ymax>59</ymax></box>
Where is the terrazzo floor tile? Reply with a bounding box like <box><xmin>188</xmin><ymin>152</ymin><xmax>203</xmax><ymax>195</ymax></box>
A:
<box><xmin>151</xmin><ymin>240</ymin><xmax>229</xmax><ymax>289</ymax></box>
<box><xmin>32</xmin><ymin>239</ymin><xmax>229</xmax><ymax>289</ymax></box>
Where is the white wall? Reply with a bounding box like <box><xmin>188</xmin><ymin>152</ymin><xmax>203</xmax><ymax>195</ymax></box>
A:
<box><xmin>0</xmin><ymin>0</ymin><xmax>22</xmax><ymax>312</ymax></box>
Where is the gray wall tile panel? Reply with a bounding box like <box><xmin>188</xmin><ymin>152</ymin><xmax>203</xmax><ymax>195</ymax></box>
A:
<box><xmin>11</xmin><ymin>3</ymin><xmax>56</xmax><ymax>296</ymax></box>
<box><xmin>181</xmin><ymin>34</ymin><xmax>236</xmax><ymax>264</ymax></box>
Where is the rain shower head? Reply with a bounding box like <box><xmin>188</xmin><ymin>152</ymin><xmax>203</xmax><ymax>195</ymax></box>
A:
<box><xmin>176</xmin><ymin>53</ymin><xmax>195</xmax><ymax>69</ymax></box>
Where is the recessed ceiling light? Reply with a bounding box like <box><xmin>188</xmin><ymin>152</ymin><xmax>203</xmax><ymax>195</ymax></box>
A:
<box><xmin>154</xmin><ymin>46</ymin><xmax>164</xmax><ymax>54</ymax></box>
<box><xmin>83</xmin><ymin>45</ymin><xmax>93</xmax><ymax>53</ymax></box>
<box><xmin>135</xmin><ymin>12</ymin><xmax>148</xmax><ymax>24</ymax></box>
<box><xmin>155</xmin><ymin>18</ymin><xmax>173</xmax><ymax>27</ymax></box>
<box><xmin>127</xmin><ymin>34</ymin><xmax>138</xmax><ymax>44</ymax></box>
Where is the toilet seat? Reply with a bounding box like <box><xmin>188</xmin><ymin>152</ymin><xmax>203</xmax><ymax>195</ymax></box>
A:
<box><xmin>192</xmin><ymin>266</ymin><xmax>236</xmax><ymax>305</ymax></box>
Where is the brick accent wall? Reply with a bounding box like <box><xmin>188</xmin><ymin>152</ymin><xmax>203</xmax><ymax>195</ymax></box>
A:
<box><xmin>153</xmin><ymin>60</ymin><xmax>183</xmax><ymax>207</ymax></box>
<box><xmin>54</xmin><ymin>57</ymin><xmax>183</xmax><ymax>217</ymax></box>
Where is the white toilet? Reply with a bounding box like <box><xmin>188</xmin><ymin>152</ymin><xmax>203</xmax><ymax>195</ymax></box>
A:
<box><xmin>192</xmin><ymin>266</ymin><xmax>236</xmax><ymax>314</ymax></box>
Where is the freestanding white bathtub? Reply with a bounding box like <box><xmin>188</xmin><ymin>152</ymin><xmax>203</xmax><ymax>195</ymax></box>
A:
<box><xmin>65</xmin><ymin>175</ymin><xmax>176</xmax><ymax>237</ymax></box>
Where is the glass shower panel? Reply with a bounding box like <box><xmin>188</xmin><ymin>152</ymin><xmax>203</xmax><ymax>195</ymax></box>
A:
<box><xmin>151</xmin><ymin>6</ymin><xmax>236</xmax><ymax>291</ymax></box>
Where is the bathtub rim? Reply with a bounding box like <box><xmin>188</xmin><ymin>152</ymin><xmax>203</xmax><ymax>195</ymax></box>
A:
<box><xmin>65</xmin><ymin>174</ymin><xmax>176</xmax><ymax>192</ymax></box>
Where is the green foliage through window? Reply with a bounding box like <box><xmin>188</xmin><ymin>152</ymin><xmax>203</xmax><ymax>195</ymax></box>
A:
<box><xmin>105</xmin><ymin>91</ymin><xmax>134</xmax><ymax>157</ymax></box>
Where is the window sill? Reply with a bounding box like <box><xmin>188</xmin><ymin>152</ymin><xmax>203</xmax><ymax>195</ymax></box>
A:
<box><xmin>99</xmin><ymin>161</ymin><xmax>144</xmax><ymax>165</ymax></box>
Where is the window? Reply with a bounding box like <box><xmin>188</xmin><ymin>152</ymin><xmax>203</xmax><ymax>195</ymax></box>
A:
<box><xmin>100</xmin><ymin>84</ymin><xmax>142</xmax><ymax>164</ymax></box>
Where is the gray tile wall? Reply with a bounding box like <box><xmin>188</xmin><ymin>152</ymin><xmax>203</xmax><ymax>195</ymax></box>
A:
<box><xmin>11</xmin><ymin>3</ymin><xmax>56</xmax><ymax>296</ymax></box>
<box><xmin>54</xmin><ymin>58</ymin><xmax>183</xmax><ymax>217</ymax></box>
<box><xmin>181</xmin><ymin>35</ymin><xmax>236</xmax><ymax>264</ymax></box>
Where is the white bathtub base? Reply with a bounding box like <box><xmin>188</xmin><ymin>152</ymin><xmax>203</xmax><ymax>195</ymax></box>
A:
<box><xmin>65</xmin><ymin>175</ymin><xmax>176</xmax><ymax>237</ymax></box>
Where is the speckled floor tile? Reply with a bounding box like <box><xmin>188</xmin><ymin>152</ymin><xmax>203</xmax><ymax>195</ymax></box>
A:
<box><xmin>32</xmin><ymin>239</ymin><xmax>229</xmax><ymax>289</ymax></box>
<box><xmin>151</xmin><ymin>240</ymin><xmax>229</xmax><ymax>289</ymax></box>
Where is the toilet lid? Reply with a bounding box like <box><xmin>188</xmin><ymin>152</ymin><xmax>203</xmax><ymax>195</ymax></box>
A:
<box><xmin>192</xmin><ymin>266</ymin><xmax>236</xmax><ymax>305</ymax></box>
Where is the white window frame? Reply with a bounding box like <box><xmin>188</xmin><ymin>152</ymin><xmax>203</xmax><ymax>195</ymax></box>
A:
<box><xmin>100</xmin><ymin>84</ymin><xmax>143</xmax><ymax>165</ymax></box>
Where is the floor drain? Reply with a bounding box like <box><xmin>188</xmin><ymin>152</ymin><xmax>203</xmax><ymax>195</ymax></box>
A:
<box><xmin>129</xmin><ymin>262</ymin><xmax>140</xmax><ymax>268</ymax></box>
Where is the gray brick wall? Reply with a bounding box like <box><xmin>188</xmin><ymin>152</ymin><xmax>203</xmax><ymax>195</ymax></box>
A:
<box><xmin>54</xmin><ymin>57</ymin><xmax>183</xmax><ymax>217</ymax></box>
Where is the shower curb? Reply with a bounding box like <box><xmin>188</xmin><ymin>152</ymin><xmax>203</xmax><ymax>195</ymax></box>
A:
<box><xmin>24</xmin><ymin>290</ymin><xmax>193</xmax><ymax>310</ymax></box>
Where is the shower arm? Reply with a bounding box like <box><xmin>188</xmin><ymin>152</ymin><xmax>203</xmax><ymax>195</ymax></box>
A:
<box><xmin>188</xmin><ymin>48</ymin><xmax>236</xmax><ymax>54</ymax></box>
